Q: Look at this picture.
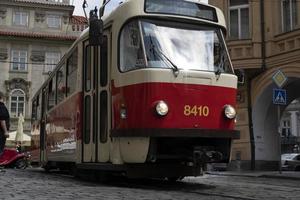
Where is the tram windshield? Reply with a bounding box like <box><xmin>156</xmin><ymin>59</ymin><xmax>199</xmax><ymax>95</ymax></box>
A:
<box><xmin>120</xmin><ymin>20</ymin><xmax>233</xmax><ymax>74</ymax></box>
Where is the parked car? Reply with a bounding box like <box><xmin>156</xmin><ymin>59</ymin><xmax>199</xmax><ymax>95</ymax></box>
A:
<box><xmin>281</xmin><ymin>153</ymin><xmax>300</xmax><ymax>171</ymax></box>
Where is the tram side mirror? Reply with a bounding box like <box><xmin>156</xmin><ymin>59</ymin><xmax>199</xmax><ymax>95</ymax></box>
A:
<box><xmin>235</xmin><ymin>69</ymin><xmax>245</xmax><ymax>85</ymax></box>
<box><xmin>89</xmin><ymin>8</ymin><xmax>103</xmax><ymax>46</ymax></box>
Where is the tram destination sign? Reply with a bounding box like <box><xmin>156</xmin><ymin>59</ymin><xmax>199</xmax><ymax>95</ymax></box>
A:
<box><xmin>145</xmin><ymin>0</ymin><xmax>217</xmax><ymax>22</ymax></box>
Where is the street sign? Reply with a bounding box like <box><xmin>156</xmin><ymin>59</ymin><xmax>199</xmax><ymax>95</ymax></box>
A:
<box><xmin>272</xmin><ymin>70</ymin><xmax>287</xmax><ymax>88</ymax></box>
<box><xmin>273</xmin><ymin>88</ymin><xmax>287</xmax><ymax>105</ymax></box>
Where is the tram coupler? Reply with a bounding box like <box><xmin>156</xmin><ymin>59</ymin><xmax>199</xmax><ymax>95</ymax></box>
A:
<box><xmin>193</xmin><ymin>147</ymin><xmax>224</xmax><ymax>175</ymax></box>
<box><xmin>193</xmin><ymin>147</ymin><xmax>207</xmax><ymax>175</ymax></box>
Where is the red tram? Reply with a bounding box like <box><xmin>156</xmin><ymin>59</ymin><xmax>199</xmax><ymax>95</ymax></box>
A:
<box><xmin>30</xmin><ymin>0</ymin><xmax>239</xmax><ymax>179</ymax></box>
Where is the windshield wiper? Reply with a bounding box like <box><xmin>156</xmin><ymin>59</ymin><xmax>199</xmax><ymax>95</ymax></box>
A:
<box><xmin>148</xmin><ymin>36</ymin><xmax>179</xmax><ymax>77</ymax></box>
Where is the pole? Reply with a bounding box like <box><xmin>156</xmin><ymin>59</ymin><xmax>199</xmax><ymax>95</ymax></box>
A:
<box><xmin>278</xmin><ymin>105</ymin><xmax>282</xmax><ymax>174</ymax></box>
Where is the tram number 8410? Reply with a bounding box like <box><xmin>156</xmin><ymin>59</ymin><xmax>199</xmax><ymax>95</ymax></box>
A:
<box><xmin>184</xmin><ymin>105</ymin><xmax>210</xmax><ymax>117</ymax></box>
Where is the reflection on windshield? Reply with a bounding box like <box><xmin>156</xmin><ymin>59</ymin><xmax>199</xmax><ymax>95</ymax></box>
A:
<box><xmin>142</xmin><ymin>21</ymin><xmax>230</xmax><ymax>73</ymax></box>
<box><xmin>119</xmin><ymin>20</ymin><xmax>232</xmax><ymax>74</ymax></box>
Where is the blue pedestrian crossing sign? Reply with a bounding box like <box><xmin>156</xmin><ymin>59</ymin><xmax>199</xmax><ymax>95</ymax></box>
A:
<box><xmin>273</xmin><ymin>89</ymin><xmax>287</xmax><ymax>105</ymax></box>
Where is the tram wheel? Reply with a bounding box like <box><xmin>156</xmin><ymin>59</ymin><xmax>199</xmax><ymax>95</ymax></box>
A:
<box><xmin>15</xmin><ymin>159</ymin><xmax>27</xmax><ymax>169</ymax></box>
<box><xmin>43</xmin><ymin>164</ymin><xmax>51</xmax><ymax>173</ymax></box>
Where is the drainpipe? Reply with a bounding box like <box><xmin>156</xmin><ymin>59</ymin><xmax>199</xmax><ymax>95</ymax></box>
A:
<box><xmin>247</xmin><ymin>0</ymin><xmax>266</xmax><ymax>170</ymax></box>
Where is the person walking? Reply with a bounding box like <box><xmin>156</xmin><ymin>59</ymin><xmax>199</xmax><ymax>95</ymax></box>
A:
<box><xmin>15</xmin><ymin>113</ymin><xmax>24</xmax><ymax>152</ymax></box>
<box><xmin>0</xmin><ymin>91</ymin><xmax>10</xmax><ymax>157</ymax></box>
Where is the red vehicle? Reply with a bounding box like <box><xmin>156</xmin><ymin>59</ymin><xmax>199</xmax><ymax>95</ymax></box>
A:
<box><xmin>0</xmin><ymin>148</ymin><xmax>28</xmax><ymax>169</ymax></box>
<box><xmin>29</xmin><ymin>0</ymin><xmax>239</xmax><ymax>179</ymax></box>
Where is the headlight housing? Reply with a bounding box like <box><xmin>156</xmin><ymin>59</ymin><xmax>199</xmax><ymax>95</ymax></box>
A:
<box><xmin>224</xmin><ymin>105</ymin><xmax>236</xmax><ymax>119</ymax></box>
<box><xmin>120</xmin><ymin>108</ymin><xmax>127</xmax><ymax>119</ymax></box>
<box><xmin>156</xmin><ymin>101</ymin><xmax>169</xmax><ymax>116</ymax></box>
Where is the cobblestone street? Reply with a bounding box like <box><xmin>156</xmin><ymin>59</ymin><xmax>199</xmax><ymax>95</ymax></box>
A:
<box><xmin>1</xmin><ymin>168</ymin><xmax>300</xmax><ymax>200</ymax></box>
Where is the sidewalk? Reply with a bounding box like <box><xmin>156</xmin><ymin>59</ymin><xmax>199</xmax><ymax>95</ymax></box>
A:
<box><xmin>206</xmin><ymin>170</ymin><xmax>300</xmax><ymax>180</ymax></box>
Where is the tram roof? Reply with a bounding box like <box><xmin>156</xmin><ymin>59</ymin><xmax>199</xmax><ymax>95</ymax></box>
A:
<box><xmin>73</xmin><ymin>0</ymin><xmax>227</xmax><ymax>46</ymax></box>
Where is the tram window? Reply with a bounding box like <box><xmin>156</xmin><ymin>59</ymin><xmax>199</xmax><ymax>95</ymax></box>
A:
<box><xmin>100</xmin><ymin>36</ymin><xmax>108</xmax><ymax>87</ymax></box>
<box><xmin>139</xmin><ymin>20</ymin><xmax>233</xmax><ymax>74</ymax></box>
<box><xmin>103</xmin><ymin>0</ymin><xmax>123</xmax><ymax>17</ymax></box>
<box><xmin>84</xmin><ymin>45</ymin><xmax>92</xmax><ymax>92</ymax></box>
<box><xmin>67</xmin><ymin>47</ymin><xmax>78</xmax><ymax>96</ymax></box>
<box><xmin>120</xmin><ymin>20</ymin><xmax>146</xmax><ymax>72</ymax></box>
<box><xmin>48</xmin><ymin>76</ymin><xmax>56</xmax><ymax>110</ymax></box>
<box><xmin>36</xmin><ymin>94</ymin><xmax>41</xmax><ymax>120</ymax></box>
<box><xmin>94</xmin><ymin>46</ymin><xmax>98</xmax><ymax>89</ymax></box>
<box><xmin>31</xmin><ymin>99</ymin><xmax>37</xmax><ymax>120</ymax></box>
<box><xmin>84</xmin><ymin>96</ymin><xmax>91</xmax><ymax>144</ymax></box>
<box><xmin>93</xmin><ymin>93</ymin><xmax>97</xmax><ymax>143</ymax></box>
<box><xmin>57</xmin><ymin>63</ymin><xmax>66</xmax><ymax>103</ymax></box>
<box><xmin>100</xmin><ymin>91</ymin><xmax>108</xmax><ymax>143</ymax></box>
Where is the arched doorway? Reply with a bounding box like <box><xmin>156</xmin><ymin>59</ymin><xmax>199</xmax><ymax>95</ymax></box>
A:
<box><xmin>252</xmin><ymin>66</ymin><xmax>300</xmax><ymax>170</ymax></box>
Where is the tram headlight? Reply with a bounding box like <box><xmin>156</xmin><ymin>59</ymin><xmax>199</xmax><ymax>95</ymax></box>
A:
<box><xmin>224</xmin><ymin>105</ymin><xmax>236</xmax><ymax>119</ymax></box>
<box><xmin>156</xmin><ymin>101</ymin><xmax>169</xmax><ymax>116</ymax></box>
<box><xmin>120</xmin><ymin>108</ymin><xmax>127</xmax><ymax>119</ymax></box>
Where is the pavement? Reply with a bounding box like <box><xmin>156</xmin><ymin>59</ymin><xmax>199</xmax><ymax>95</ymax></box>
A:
<box><xmin>206</xmin><ymin>170</ymin><xmax>300</xmax><ymax>180</ymax></box>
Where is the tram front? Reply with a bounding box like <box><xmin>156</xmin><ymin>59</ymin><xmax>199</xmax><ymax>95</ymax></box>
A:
<box><xmin>109</xmin><ymin>0</ymin><xmax>239</xmax><ymax>178</ymax></box>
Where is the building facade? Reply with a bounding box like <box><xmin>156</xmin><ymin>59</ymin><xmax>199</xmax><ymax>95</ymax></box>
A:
<box><xmin>0</xmin><ymin>0</ymin><xmax>87</xmax><ymax>137</ymax></box>
<box><xmin>209</xmin><ymin>0</ymin><xmax>300</xmax><ymax>170</ymax></box>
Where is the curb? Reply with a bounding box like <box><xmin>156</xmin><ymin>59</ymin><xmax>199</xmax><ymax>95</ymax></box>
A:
<box><xmin>205</xmin><ymin>171</ymin><xmax>300</xmax><ymax>181</ymax></box>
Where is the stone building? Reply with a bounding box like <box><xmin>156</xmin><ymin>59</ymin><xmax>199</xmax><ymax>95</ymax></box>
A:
<box><xmin>0</xmin><ymin>0</ymin><xmax>87</xmax><ymax>135</ymax></box>
<box><xmin>209</xmin><ymin>0</ymin><xmax>300</xmax><ymax>170</ymax></box>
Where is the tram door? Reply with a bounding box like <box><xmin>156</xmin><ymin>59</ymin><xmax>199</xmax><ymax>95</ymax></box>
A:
<box><xmin>97</xmin><ymin>34</ymin><xmax>110</xmax><ymax>163</ymax></box>
<box><xmin>82</xmin><ymin>33</ymin><xmax>110</xmax><ymax>163</ymax></box>
<box><xmin>83</xmin><ymin>41</ymin><xmax>96</xmax><ymax>162</ymax></box>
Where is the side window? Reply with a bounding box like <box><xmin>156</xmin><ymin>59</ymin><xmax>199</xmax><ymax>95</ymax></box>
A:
<box><xmin>119</xmin><ymin>20</ymin><xmax>145</xmax><ymax>72</ymax></box>
<box><xmin>103</xmin><ymin>0</ymin><xmax>123</xmax><ymax>17</ymax></box>
<box><xmin>48</xmin><ymin>76</ymin><xmax>56</xmax><ymax>110</ymax></box>
<box><xmin>67</xmin><ymin>47</ymin><xmax>78</xmax><ymax>96</ymax></box>
<box><xmin>31</xmin><ymin>99</ymin><xmax>37</xmax><ymax>121</ymax></box>
<box><xmin>100</xmin><ymin>36</ymin><xmax>108</xmax><ymax>87</ymax></box>
<box><xmin>36</xmin><ymin>94</ymin><xmax>41</xmax><ymax>120</ymax></box>
<box><xmin>57</xmin><ymin>63</ymin><xmax>66</xmax><ymax>103</ymax></box>
<box><xmin>84</xmin><ymin>44</ymin><xmax>92</xmax><ymax>92</ymax></box>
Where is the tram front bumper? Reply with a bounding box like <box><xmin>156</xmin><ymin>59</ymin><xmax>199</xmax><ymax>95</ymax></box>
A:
<box><xmin>110</xmin><ymin>128</ymin><xmax>240</xmax><ymax>139</ymax></box>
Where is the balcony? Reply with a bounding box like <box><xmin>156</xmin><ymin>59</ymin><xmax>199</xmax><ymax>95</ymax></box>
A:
<box><xmin>272</xmin><ymin>28</ymin><xmax>300</xmax><ymax>55</ymax></box>
<box><xmin>265</xmin><ymin>28</ymin><xmax>300</xmax><ymax>67</ymax></box>
<box><xmin>227</xmin><ymin>39</ymin><xmax>263</xmax><ymax>69</ymax></box>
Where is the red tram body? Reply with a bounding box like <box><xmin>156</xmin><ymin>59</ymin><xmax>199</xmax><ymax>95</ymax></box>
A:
<box><xmin>29</xmin><ymin>0</ymin><xmax>239</xmax><ymax>179</ymax></box>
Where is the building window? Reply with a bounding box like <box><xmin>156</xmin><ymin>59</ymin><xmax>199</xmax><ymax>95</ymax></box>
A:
<box><xmin>10</xmin><ymin>89</ymin><xmax>25</xmax><ymax>117</ymax></box>
<box><xmin>282</xmin><ymin>120</ymin><xmax>291</xmax><ymax>137</ymax></box>
<box><xmin>282</xmin><ymin>0</ymin><xmax>298</xmax><ymax>32</ymax></box>
<box><xmin>47</xmin><ymin>15</ymin><xmax>61</xmax><ymax>28</ymax></box>
<box><xmin>229</xmin><ymin>0</ymin><xmax>249</xmax><ymax>39</ymax></box>
<box><xmin>11</xmin><ymin>50</ymin><xmax>27</xmax><ymax>71</ymax></box>
<box><xmin>45</xmin><ymin>52</ymin><xmax>61</xmax><ymax>73</ymax></box>
<box><xmin>13</xmin><ymin>11</ymin><xmax>28</xmax><ymax>26</ymax></box>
